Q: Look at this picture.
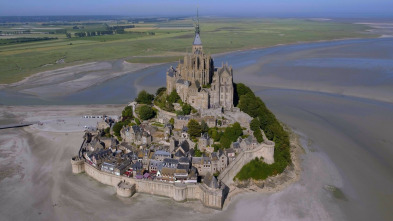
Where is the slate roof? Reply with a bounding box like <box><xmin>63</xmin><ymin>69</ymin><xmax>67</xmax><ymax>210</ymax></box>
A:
<box><xmin>178</xmin><ymin>157</ymin><xmax>190</xmax><ymax>164</ymax></box>
<box><xmin>176</xmin><ymin>79</ymin><xmax>190</xmax><ymax>86</ymax></box>
<box><xmin>154</xmin><ymin>150</ymin><xmax>171</xmax><ymax>157</ymax></box>
<box><xmin>193</xmin><ymin>33</ymin><xmax>202</xmax><ymax>45</ymax></box>
<box><xmin>203</xmin><ymin>172</ymin><xmax>219</xmax><ymax>189</ymax></box>
<box><xmin>132</xmin><ymin>161</ymin><xmax>143</xmax><ymax>170</ymax></box>
<box><xmin>174</xmin><ymin>150</ymin><xmax>185</xmax><ymax>157</ymax></box>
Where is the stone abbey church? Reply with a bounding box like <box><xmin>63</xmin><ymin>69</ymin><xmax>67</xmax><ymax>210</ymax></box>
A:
<box><xmin>166</xmin><ymin>17</ymin><xmax>234</xmax><ymax>111</ymax></box>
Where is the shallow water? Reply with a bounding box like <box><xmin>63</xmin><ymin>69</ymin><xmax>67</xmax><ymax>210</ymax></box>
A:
<box><xmin>2</xmin><ymin>38</ymin><xmax>393</xmax><ymax>105</ymax></box>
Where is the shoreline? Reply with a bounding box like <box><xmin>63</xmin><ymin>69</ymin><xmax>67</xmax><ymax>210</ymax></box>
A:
<box><xmin>0</xmin><ymin>61</ymin><xmax>162</xmax><ymax>94</ymax></box>
<box><xmin>0</xmin><ymin>34</ymin><xmax>382</xmax><ymax>90</ymax></box>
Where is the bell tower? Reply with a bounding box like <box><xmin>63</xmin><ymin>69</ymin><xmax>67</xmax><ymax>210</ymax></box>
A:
<box><xmin>192</xmin><ymin>8</ymin><xmax>203</xmax><ymax>53</ymax></box>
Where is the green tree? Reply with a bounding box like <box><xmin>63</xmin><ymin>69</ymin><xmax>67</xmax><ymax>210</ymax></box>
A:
<box><xmin>193</xmin><ymin>148</ymin><xmax>202</xmax><ymax>157</ymax></box>
<box><xmin>104</xmin><ymin>127</ymin><xmax>111</xmax><ymax>137</ymax></box>
<box><xmin>187</xmin><ymin>119</ymin><xmax>202</xmax><ymax>138</ymax></box>
<box><xmin>167</xmin><ymin>89</ymin><xmax>181</xmax><ymax>104</ymax></box>
<box><xmin>220</xmin><ymin>122</ymin><xmax>243</xmax><ymax>148</ymax></box>
<box><xmin>208</xmin><ymin>127</ymin><xmax>222</xmax><ymax>142</ymax></box>
<box><xmin>250</xmin><ymin>118</ymin><xmax>260</xmax><ymax>131</ymax></box>
<box><xmin>253</xmin><ymin>128</ymin><xmax>264</xmax><ymax>143</ymax></box>
<box><xmin>201</xmin><ymin>120</ymin><xmax>209</xmax><ymax>134</ymax></box>
<box><xmin>156</xmin><ymin>87</ymin><xmax>167</xmax><ymax>96</ymax></box>
<box><xmin>138</xmin><ymin>105</ymin><xmax>155</xmax><ymax>120</ymax></box>
<box><xmin>122</xmin><ymin>106</ymin><xmax>133</xmax><ymax>120</ymax></box>
<box><xmin>182</xmin><ymin>103</ymin><xmax>192</xmax><ymax>115</ymax></box>
<box><xmin>113</xmin><ymin>122</ymin><xmax>124</xmax><ymax>137</ymax></box>
<box><xmin>135</xmin><ymin>90</ymin><xmax>154</xmax><ymax>104</ymax></box>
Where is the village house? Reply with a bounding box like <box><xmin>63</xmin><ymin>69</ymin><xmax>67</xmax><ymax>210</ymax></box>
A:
<box><xmin>198</xmin><ymin>132</ymin><xmax>213</xmax><ymax>151</ymax></box>
<box><xmin>174</xmin><ymin>115</ymin><xmax>190</xmax><ymax>129</ymax></box>
<box><xmin>159</xmin><ymin>167</ymin><xmax>176</xmax><ymax>182</ymax></box>
<box><xmin>154</xmin><ymin>150</ymin><xmax>171</xmax><ymax>161</ymax></box>
<box><xmin>192</xmin><ymin>157</ymin><xmax>212</xmax><ymax>176</ymax></box>
<box><xmin>240</xmin><ymin>135</ymin><xmax>258</xmax><ymax>150</ymax></box>
<box><xmin>149</xmin><ymin>159</ymin><xmax>163</xmax><ymax>173</ymax></box>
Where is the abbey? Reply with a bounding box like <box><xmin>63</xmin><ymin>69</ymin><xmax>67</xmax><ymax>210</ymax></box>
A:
<box><xmin>166</xmin><ymin>17</ymin><xmax>234</xmax><ymax>111</ymax></box>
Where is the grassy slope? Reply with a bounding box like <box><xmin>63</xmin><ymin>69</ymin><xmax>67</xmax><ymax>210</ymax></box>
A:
<box><xmin>0</xmin><ymin>18</ymin><xmax>375</xmax><ymax>84</ymax></box>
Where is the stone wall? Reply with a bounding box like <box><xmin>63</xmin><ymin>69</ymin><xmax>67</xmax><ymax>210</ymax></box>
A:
<box><xmin>71</xmin><ymin>157</ymin><xmax>85</xmax><ymax>174</ymax></box>
<box><xmin>218</xmin><ymin>142</ymin><xmax>275</xmax><ymax>186</ymax></box>
<box><xmin>81</xmin><ymin>162</ymin><xmax>224</xmax><ymax>209</ymax></box>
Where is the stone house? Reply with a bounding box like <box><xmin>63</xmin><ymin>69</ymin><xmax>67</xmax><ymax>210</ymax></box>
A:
<box><xmin>163</xmin><ymin>158</ymin><xmax>179</xmax><ymax>169</ymax></box>
<box><xmin>164</xmin><ymin>124</ymin><xmax>173</xmax><ymax>140</ymax></box>
<box><xmin>160</xmin><ymin>167</ymin><xmax>176</xmax><ymax>182</ymax></box>
<box><xmin>149</xmin><ymin>160</ymin><xmax>163</xmax><ymax>173</ymax></box>
<box><xmin>97</xmin><ymin>117</ymin><xmax>114</xmax><ymax>130</ymax></box>
<box><xmin>100</xmin><ymin>137</ymin><xmax>118</xmax><ymax>149</ymax></box>
<box><xmin>198</xmin><ymin>132</ymin><xmax>213</xmax><ymax>151</ymax></box>
<box><xmin>131</xmin><ymin>161</ymin><xmax>143</xmax><ymax>177</ymax></box>
<box><xmin>174</xmin><ymin>168</ymin><xmax>188</xmax><ymax>181</ymax></box>
<box><xmin>86</xmin><ymin>137</ymin><xmax>104</xmax><ymax>152</ymax></box>
<box><xmin>203</xmin><ymin>116</ymin><xmax>216</xmax><ymax>128</ymax></box>
<box><xmin>186</xmin><ymin>167</ymin><xmax>198</xmax><ymax>184</ymax></box>
<box><xmin>120</xmin><ymin>125</ymin><xmax>152</xmax><ymax>145</ymax></box>
<box><xmin>240</xmin><ymin>136</ymin><xmax>258</xmax><ymax>150</ymax></box>
<box><xmin>192</xmin><ymin>157</ymin><xmax>212</xmax><ymax>176</ymax></box>
<box><xmin>153</xmin><ymin>150</ymin><xmax>171</xmax><ymax>161</ymax></box>
<box><xmin>87</xmin><ymin>149</ymin><xmax>111</xmax><ymax>167</ymax></box>
<box><xmin>175</xmin><ymin>115</ymin><xmax>190</xmax><ymax>129</ymax></box>
<box><xmin>114</xmin><ymin>160</ymin><xmax>131</xmax><ymax>176</ymax></box>
<box><xmin>173</xmin><ymin>140</ymin><xmax>191</xmax><ymax>158</ymax></box>
<box><xmin>101</xmin><ymin>160</ymin><xmax>117</xmax><ymax>174</ymax></box>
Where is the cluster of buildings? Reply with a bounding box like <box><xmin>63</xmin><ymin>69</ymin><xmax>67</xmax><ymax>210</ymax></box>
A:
<box><xmin>72</xmin><ymin>14</ymin><xmax>275</xmax><ymax>209</ymax></box>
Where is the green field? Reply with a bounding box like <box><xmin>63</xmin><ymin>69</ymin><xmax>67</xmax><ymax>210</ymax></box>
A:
<box><xmin>0</xmin><ymin>18</ymin><xmax>376</xmax><ymax>84</ymax></box>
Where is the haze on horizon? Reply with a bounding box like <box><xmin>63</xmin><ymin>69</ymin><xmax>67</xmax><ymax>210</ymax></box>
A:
<box><xmin>1</xmin><ymin>0</ymin><xmax>393</xmax><ymax>18</ymax></box>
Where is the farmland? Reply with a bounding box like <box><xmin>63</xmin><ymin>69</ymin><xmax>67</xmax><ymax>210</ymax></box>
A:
<box><xmin>0</xmin><ymin>16</ymin><xmax>376</xmax><ymax>84</ymax></box>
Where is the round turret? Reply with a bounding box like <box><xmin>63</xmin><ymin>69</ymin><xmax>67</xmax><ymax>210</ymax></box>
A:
<box><xmin>71</xmin><ymin>156</ymin><xmax>85</xmax><ymax>174</ymax></box>
<box><xmin>116</xmin><ymin>181</ymin><xmax>135</xmax><ymax>197</ymax></box>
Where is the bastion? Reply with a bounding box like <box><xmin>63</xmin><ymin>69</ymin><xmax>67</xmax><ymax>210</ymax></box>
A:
<box><xmin>71</xmin><ymin>156</ymin><xmax>85</xmax><ymax>174</ymax></box>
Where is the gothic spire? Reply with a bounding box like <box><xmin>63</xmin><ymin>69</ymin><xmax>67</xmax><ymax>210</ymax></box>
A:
<box><xmin>193</xmin><ymin>8</ymin><xmax>202</xmax><ymax>46</ymax></box>
<box><xmin>195</xmin><ymin>7</ymin><xmax>200</xmax><ymax>35</ymax></box>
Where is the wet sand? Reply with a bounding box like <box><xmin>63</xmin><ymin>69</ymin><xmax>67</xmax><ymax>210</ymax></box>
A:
<box><xmin>1</xmin><ymin>37</ymin><xmax>393</xmax><ymax>220</ymax></box>
<box><xmin>0</xmin><ymin>60</ymin><xmax>157</xmax><ymax>99</ymax></box>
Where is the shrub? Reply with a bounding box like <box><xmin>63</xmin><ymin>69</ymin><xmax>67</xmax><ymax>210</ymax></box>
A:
<box><xmin>182</xmin><ymin>103</ymin><xmax>192</xmax><ymax>115</ymax></box>
<box><xmin>122</xmin><ymin>106</ymin><xmax>133</xmax><ymax>120</ymax></box>
<box><xmin>167</xmin><ymin>89</ymin><xmax>181</xmax><ymax>104</ymax></box>
<box><xmin>220</xmin><ymin>122</ymin><xmax>243</xmax><ymax>148</ymax></box>
<box><xmin>138</xmin><ymin>105</ymin><xmax>155</xmax><ymax>120</ymax></box>
<box><xmin>156</xmin><ymin>87</ymin><xmax>166</xmax><ymax>96</ymax></box>
<box><xmin>187</xmin><ymin>119</ymin><xmax>202</xmax><ymax>138</ymax></box>
<box><xmin>135</xmin><ymin>90</ymin><xmax>154</xmax><ymax>104</ymax></box>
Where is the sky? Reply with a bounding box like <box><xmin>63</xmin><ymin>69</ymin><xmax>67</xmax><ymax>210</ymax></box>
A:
<box><xmin>0</xmin><ymin>0</ymin><xmax>392</xmax><ymax>18</ymax></box>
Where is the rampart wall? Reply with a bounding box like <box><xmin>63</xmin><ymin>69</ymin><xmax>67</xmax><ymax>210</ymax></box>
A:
<box><xmin>218</xmin><ymin>142</ymin><xmax>275</xmax><ymax>186</ymax></box>
<box><xmin>80</xmin><ymin>162</ymin><xmax>224</xmax><ymax>209</ymax></box>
